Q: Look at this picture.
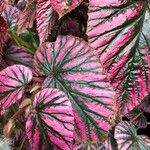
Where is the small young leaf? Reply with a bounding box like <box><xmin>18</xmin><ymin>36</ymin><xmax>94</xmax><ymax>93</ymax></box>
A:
<box><xmin>115</xmin><ymin>121</ymin><xmax>150</xmax><ymax>150</ymax></box>
<box><xmin>0</xmin><ymin>15</ymin><xmax>7</xmax><ymax>51</ymax></box>
<box><xmin>34</xmin><ymin>35</ymin><xmax>116</xmax><ymax>142</ymax></box>
<box><xmin>26</xmin><ymin>88</ymin><xmax>74</xmax><ymax>150</ymax></box>
<box><xmin>50</xmin><ymin>0</ymin><xmax>83</xmax><ymax>16</ymax></box>
<box><xmin>0</xmin><ymin>65</ymin><xmax>32</xmax><ymax>114</ymax></box>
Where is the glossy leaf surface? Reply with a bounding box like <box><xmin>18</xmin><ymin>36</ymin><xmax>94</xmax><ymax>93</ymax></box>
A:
<box><xmin>36</xmin><ymin>0</ymin><xmax>58</xmax><ymax>44</ymax></box>
<box><xmin>26</xmin><ymin>88</ymin><xmax>74</xmax><ymax>150</ymax></box>
<box><xmin>115</xmin><ymin>121</ymin><xmax>150</xmax><ymax>150</ymax></box>
<box><xmin>0</xmin><ymin>65</ymin><xmax>32</xmax><ymax>114</ymax></box>
<box><xmin>34</xmin><ymin>35</ymin><xmax>115</xmax><ymax>142</ymax></box>
<box><xmin>50</xmin><ymin>0</ymin><xmax>83</xmax><ymax>16</ymax></box>
<box><xmin>87</xmin><ymin>0</ymin><xmax>150</xmax><ymax>115</ymax></box>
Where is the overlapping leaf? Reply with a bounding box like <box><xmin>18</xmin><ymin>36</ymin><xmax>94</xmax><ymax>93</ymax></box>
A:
<box><xmin>2</xmin><ymin>4</ymin><xmax>21</xmax><ymax>27</ymax></box>
<box><xmin>34</xmin><ymin>35</ymin><xmax>115</xmax><ymax>142</ymax></box>
<box><xmin>36</xmin><ymin>0</ymin><xmax>58</xmax><ymax>44</ymax></box>
<box><xmin>50</xmin><ymin>0</ymin><xmax>83</xmax><ymax>16</ymax></box>
<box><xmin>17</xmin><ymin>0</ymin><xmax>36</xmax><ymax>32</ymax></box>
<box><xmin>115</xmin><ymin>121</ymin><xmax>150</xmax><ymax>150</ymax></box>
<box><xmin>87</xmin><ymin>0</ymin><xmax>150</xmax><ymax>115</ymax></box>
<box><xmin>26</xmin><ymin>88</ymin><xmax>74</xmax><ymax>150</ymax></box>
<box><xmin>0</xmin><ymin>65</ymin><xmax>32</xmax><ymax>114</ymax></box>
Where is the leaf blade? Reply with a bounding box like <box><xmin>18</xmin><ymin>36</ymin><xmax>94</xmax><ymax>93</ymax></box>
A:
<box><xmin>34</xmin><ymin>35</ymin><xmax>116</xmax><ymax>142</ymax></box>
<box><xmin>0</xmin><ymin>65</ymin><xmax>32</xmax><ymax>114</ymax></box>
<box><xmin>87</xmin><ymin>1</ymin><xmax>150</xmax><ymax>115</ymax></box>
<box><xmin>26</xmin><ymin>88</ymin><xmax>74</xmax><ymax>150</ymax></box>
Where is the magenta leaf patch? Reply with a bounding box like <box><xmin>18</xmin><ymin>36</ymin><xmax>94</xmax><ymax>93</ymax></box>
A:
<box><xmin>50</xmin><ymin>0</ymin><xmax>83</xmax><ymax>16</ymax></box>
<box><xmin>36</xmin><ymin>0</ymin><xmax>58</xmax><ymax>44</ymax></box>
<box><xmin>87</xmin><ymin>0</ymin><xmax>150</xmax><ymax>115</ymax></box>
<box><xmin>2</xmin><ymin>4</ymin><xmax>21</xmax><ymax>27</ymax></box>
<box><xmin>26</xmin><ymin>88</ymin><xmax>74</xmax><ymax>150</ymax></box>
<box><xmin>137</xmin><ymin>95</ymin><xmax>150</xmax><ymax>113</ymax></box>
<box><xmin>17</xmin><ymin>0</ymin><xmax>36</xmax><ymax>32</ymax></box>
<box><xmin>0</xmin><ymin>65</ymin><xmax>32</xmax><ymax>114</ymax></box>
<box><xmin>34</xmin><ymin>35</ymin><xmax>115</xmax><ymax>142</ymax></box>
<box><xmin>115</xmin><ymin>121</ymin><xmax>150</xmax><ymax>150</ymax></box>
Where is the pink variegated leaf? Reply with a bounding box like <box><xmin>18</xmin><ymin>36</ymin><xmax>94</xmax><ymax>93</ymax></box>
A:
<box><xmin>0</xmin><ymin>0</ymin><xmax>4</xmax><ymax>14</ymax></box>
<box><xmin>115</xmin><ymin>121</ymin><xmax>150</xmax><ymax>150</ymax></box>
<box><xmin>50</xmin><ymin>0</ymin><xmax>83</xmax><ymax>16</ymax></box>
<box><xmin>73</xmin><ymin>141</ymin><xmax>107</xmax><ymax>150</ymax></box>
<box><xmin>0</xmin><ymin>65</ymin><xmax>32</xmax><ymax>114</ymax></box>
<box><xmin>0</xmin><ymin>15</ymin><xmax>7</xmax><ymax>51</ymax></box>
<box><xmin>26</xmin><ymin>88</ymin><xmax>74</xmax><ymax>150</ymax></box>
<box><xmin>126</xmin><ymin>109</ymin><xmax>148</xmax><ymax>128</ymax></box>
<box><xmin>3</xmin><ymin>44</ymin><xmax>34</xmax><ymax>69</ymax></box>
<box><xmin>34</xmin><ymin>35</ymin><xmax>116</xmax><ymax>142</ymax></box>
<box><xmin>17</xmin><ymin>0</ymin><xmax>36</xmax><ymax>33</ymax></box>
<box><xmin>87</xmin><ymin>1</ymin><xmax>150</xmax><ymax>115</ymax></box>
<box><xmin>36</xmin><ymin>0</ymin><xmax>58</xmax><ymax>44</ymax></box>
<box><xmin>137</xmin><ymin>95</ymin><xmax>150</xmax><ymax>113</ymax></box>
<box><xmin>2</xmin><ymin>4</ymin><xmax>21</xmax><ymax>27</ymax></box>
<box><xmin>104</xmin><ymin>132</ymin><xmax>118</xmax><ymax>150</ymax></box>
